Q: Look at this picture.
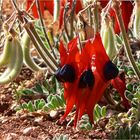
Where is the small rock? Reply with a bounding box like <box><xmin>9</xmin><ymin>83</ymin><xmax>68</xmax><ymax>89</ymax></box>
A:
<box><xmin>22</xmin><ymin>126</ymin><xmax>36</xmax><ymax>136</ymax></box>
<box><xmin>2</xmin><ymin>118</ymin><xmax>9</xmax><ymax>124</ymax></box>
<box><xmin>0</xmin><ymin>116</ymin><xmax>8</xmax><ymax>123</ymax></box>
<box><xmin>34</xmin><ymin>117</ymin><xmax>43</xmax><ymax>123</ymax></box>
<box><xmin>49</xmin><ymin>110</ymin><xmax>58</xmax><ymax>119</ymax></box>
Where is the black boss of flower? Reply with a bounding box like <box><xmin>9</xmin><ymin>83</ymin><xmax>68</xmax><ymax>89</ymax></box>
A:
<box><xmin>103</xmin><ymin>61</ymin><xmax>119</xmax><ymax>81</ymax></box>
<box><xmin>55</xmin><ymin>64</ymin><xmax>75</xmax><ymax>82</ymax></box>
<box><xmin>79</xmin><ymin>69</ymin><xmax>95</xmax><ymax>89</ymax></box>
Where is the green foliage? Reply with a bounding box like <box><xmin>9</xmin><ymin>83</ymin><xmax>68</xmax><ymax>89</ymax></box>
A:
<box><xmin>94</xmin><ymin>104</ymin><xmax>107</xmax><ymax>121</ymax></box>
<box><xmin>78</xmin><ymin>114</ymin><xmax>93</xmax><ymax>130</ymax></box>
<box><xmin>46</xmin><ymin>93</ymin><xmax>65</xmax><ymax>110</ymax></box>
<box><xmin>78</xmin><ymin>104</ymin><xmax>107</xmax><ymax>130</ymax></box>
<box><xmin>125</xmin><ymin>82</ymin><xmax>140</xmax><ymax>109</ymax></box>
<box><xmin>112</xmin><ymin>122</ymin><xmax>140</xmax><ymax>139</ymax></box>
<box><xmin>16</xmin><ymin>99</ymin><xmax>47</xmax><ymax>112</ymax></box>
<box><xmin>15</xmin><ymin>76</ymin><xmax>65</xmax><ymax>112</ymax></box>
<box><xmin>115</xmin><ymin>34</ymin><xmax>123</xmax><ymax>48</ymax></box>
<box><xmin>34</xmin><ymin>20</ymin><xmax>50</xmax><ymax>49</ymax></box>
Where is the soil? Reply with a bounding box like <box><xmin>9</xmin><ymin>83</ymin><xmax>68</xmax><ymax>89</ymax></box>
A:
<box><xmin>0</xmin><ymin>1</ymin><xmax>139</xmax><ymax>140</ymax></box>
<box><xmin>0</xmin><ymin>70</ymin><xmax>109</xmax><ymax>139</ymax></box>
<box><xmin>0</xmin><ymin>1</ymin><xmax>110</xmax><ymax>139</ymax></box>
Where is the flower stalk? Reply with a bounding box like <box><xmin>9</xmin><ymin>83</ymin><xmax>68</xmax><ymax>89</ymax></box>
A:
<box><xmin>35</xmin><ymin>0</ymin><xmax>57</xmax><ymax>59</ymax></box>
<box><xmin>28</xmin><ymin>22</ymin><xmax>58</xmax><ymax>68</ymax></box>
<box><xmin>93</xmin><ymin>2</ymin><xmax>100</xmax><ymax>34</ymax></box>
<box><xmin>113</xmin><ymin>1</ymin><xmax>140</xmax><ymax>80</ymax></box>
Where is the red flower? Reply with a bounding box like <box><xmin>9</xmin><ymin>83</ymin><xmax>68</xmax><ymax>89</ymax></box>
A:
<box><xmin>57</xmin><ymin>33</ymin><xmax>129</xmax><ymax>127</ymax></box>
<box><xmin>84</xmin><ymin>33</ymin><xmax>116</xmax><ymax>122</ymax></box>
<box><xmin>44</xmin><ymin>1</ymin><xmax>54</xmax><ymax>15</ymax></box>
<box><xmin>26</xmin><ymin>0</ymin><xmax>46</xmax><ymax>18</ymax></box>
<box><xmin>110</xmin><ymin>1</ymin><xmax>133</xmax><ymax>34</ymax></box>
<box><xmin>100</xmin><ymin>1</ymin><xmax>133</xmax><ymax>34</ymax></box>
<box><xmin>26</xmin><ymin>0</ymin><xmax>82</xmax><ymax>28</ymax></box>
<box><xmin>100</xmin><ymin>0</ymin><xmax>108</xmax><ymax>8</ymax></box>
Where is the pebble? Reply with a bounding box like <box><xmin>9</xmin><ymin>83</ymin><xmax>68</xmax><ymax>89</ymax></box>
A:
<box><xmin>3</xmin><ymin>133</ymin><xmax>18</xmax><ymax>140</ymax></box>
<box><xmin>49</xmin><ymin>110</ymin><xmax>58</xmax><ymax>119</ymax></box>
<box><xmin>22</xmin><ymin>126</ymin><xmax>36</xmax><ymax>136</ymax></box>
<box><xmin>34</xmin><ymin>117</ymin><xmax>43</xmax><ymax>123</ymax></box>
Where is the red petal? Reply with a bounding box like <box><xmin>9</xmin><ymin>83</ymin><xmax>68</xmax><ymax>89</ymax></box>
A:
<box><xmin>26</xmin><ymin>0</ymin><xmax>32</xmax><ymax>10</ymax></box>
<box><xmin>44</xmin><ymin>0</ymin><xmax>54</xmax><ymax>15</ymax></box>
<box><xmin>92</xmin><ymin>33</ymin><xmax>109</xmax><ymax>80</ymax></box>
<box><xmin>75</xmin><ymin>89</ymin><xmax>90</xmax><ymax>124</ymax></box>
<box><xmin>81</xmin><ymin>41</ymin><xmax>93</xmax><ymax>67</ymax></box>
<box><xmin>110</xmin><ymin>1</ymin><xmax>133</xmax><ymax>34</ymax></box>
<box><xmin>60</xmin><ymin>94</ymin><xmax>75</xmax><ymax>122</ymax></box>
<box><xmin>26</xmin><ymin>0</ymin><xmax>45</xmax><ymax>18</ymax></box>
<box><xmin>60</xmin><ymin>81</ymin><xmax>78</xmax><ymax>122</ymax></box>
<box><xmin>100</xmin><ymin>0</ymin><xmax>109</xmax><ymax>8</ymax></box>
<box><xmin>75</xmin><ymin>0</ymin><xmax>83</xmax><ymax>14</ymax></box>
<box><xmin>86</xmin><ymin>71</ymin><xmax>110</xmax><ymax>122</ymax></box>
<box><xmin>59</xmin><ymin>41</ymin><xmax>67</xmax><ymax>66</ymax></box>
<box><xmin>67</xmin><ymin>37</ymin><xmax>80</xmax><ymax>64</ymax></box>
<box><xmin>121</xmin><ymin>2</ymin><xmax>133</xmax><ymax>32</ymax></box>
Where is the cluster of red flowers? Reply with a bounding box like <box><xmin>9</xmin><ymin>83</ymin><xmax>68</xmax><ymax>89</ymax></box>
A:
<box><xmin>56</xmin><ymin>33</ymin><xmax>130</xmax><ymax>126</ymax></box>
<box><xmin>26</xmin><ymin>0</ymin><xmax>82</xmax><ymax>28</ymax></box>
<box><xmin>26</xmin><ymin>0</ymin><xmax>133</xmax><ymax>126</ymax></box>
<box><xmin>26</xmin><ymin>0</ymin><xmax>133</xmax><ymax>34</ymax></box>
<box><xmin>101</xmin><ymin>1</ymin><xmax>133</xmax><ymax>34</ymax></box>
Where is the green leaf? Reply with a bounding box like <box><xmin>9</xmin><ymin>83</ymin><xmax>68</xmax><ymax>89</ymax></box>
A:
<box><xmin>27</xmin><ymin>101</ymin><xmax>35</xmax><ymax>112</ymax></box>
<box><xmin>118</xmin><ymin>127</ymin><xmax>125</xmax><ymax>139</ymax></box>
<box><xmin>60</xmin><ymin>92</ymin><xmax>65</xmax><ymax>104</ymax></box>
<box><xmin>134</xmin><ymin>92</ymin><xmax>140</xmax><ymax>99</ymax></box>
<box><xmin>51</xmin><ymin>76</ymin><xmax>57</xmax><ymax>93</ymax></box>
<box><xmin>115</xmin><ymin>34</ymin><xmax>123</xmax><ymax>45</ymax></box>
<box><xmin>127</xmin><ymin>70</ymin><xmax>134</xmax><ymax>76</ymax></box>
<box><xmin>47</xmin><ymin>94</ymin><xmax>53</xmax><ymax>103</ymax></box>
<box><xmin>124</xmin><ymin>126</ymin><xmax>131</xmax><ymax>139</ymax></box>
<box><xmin>38</xmin><ymin>99</ymin><xmax>46</xmax><ymax>110</ymax></box>
<box><xmin>101</xmin><ymin>106</ymin><xmax>107</xmax><ymax>117</ymax></box>
<box><xmin>63</xmin><ymin>135</ymin><xmax>68</xmax><ymax>140</ymax></box>
<box><xmin>43</xmin><ymin>105</ymin><xmax>50</xmax><ymax>112</ymax></box>
<box><xmin>43</xmin><ymin>80</ymin><xmax>51</xmax><ymax>91</ymax></box>
<box><xmin>132</xmin><ymin>100</ymin><xmax>138</xmax><ymax>108</ymax></box>
<box><xmin>85</xmin><ymin>123</ymin><xmax>92</xmax><ymax>130</ymax></box>
<box><xmin>51</xmin><ymin>96</ymin><xmax>60</xmax><ymax>109</ymax></box>
<box><xmin>47</xmin><ymin>103</ymin><xmax>55</xmax><ymax>110</ymax></box>
<box><xmin>34</xmin><ymin>99</ymin><xmax>40</xmax><ymax>110</ymax></box>
<box><xmin>22</xmin><ymin>89</ymin><xmax>34</xmax><ymax>95</ymax></box>
<box><xmin>56</xmin><ymin>95</ymin><xmax>65</xmax><ymax>107</ymax></box>
<box><xmin>131</xmin><ymin>123</ymin><xmax>137</xmax><ymax>137</ymax></box>
<box><xmin>94</xmin><ymin>104</ymin><xmax>101</xmax><ymax>120</ymax></box>
<box><xmin>21</xmin><ymin>103</ymin><xmax>28</xmax><ymax>109</ymax></box>
<box><xmin>126</xmin><ymin>83</ymin><xmax>133</xmax><ymax>92</ymax></box>
<box><xmin>125</xmin><ymin>90</ymin><xmax>134</xmax><ymax>101</ymax></box>
<box><xmin>33</xmin><ymin>83</ymin><xmax>43</xmax><ymax>94</ymax></box>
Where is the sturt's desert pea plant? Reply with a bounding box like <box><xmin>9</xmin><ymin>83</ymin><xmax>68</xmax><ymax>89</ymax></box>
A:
<box><xmin>0</xmin><ymin>0</ymin><xmax>140</xmax><ymax>138</ymax></box>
